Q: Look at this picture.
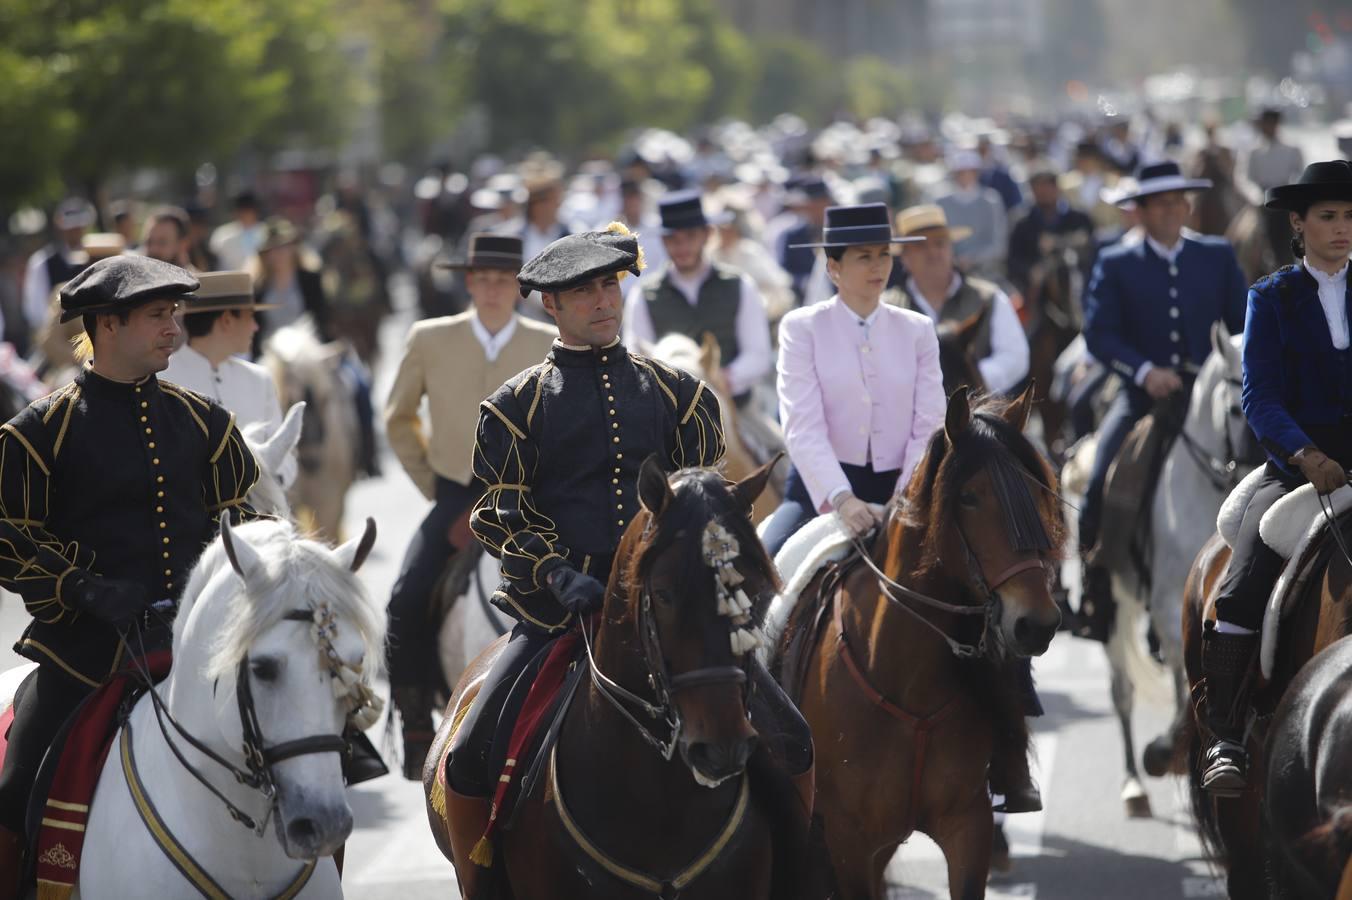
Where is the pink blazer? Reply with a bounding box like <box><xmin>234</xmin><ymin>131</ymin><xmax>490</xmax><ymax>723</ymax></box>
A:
<box><xmin>777</xmin><ymin>296</ymin><xmax>946</xmax><ymax>513</ymax></box>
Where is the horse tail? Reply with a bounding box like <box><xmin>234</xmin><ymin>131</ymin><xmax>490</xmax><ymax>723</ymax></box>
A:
<box><xmin>1111</xmin><ymin>578</ymin><xmax>1173</xmax><ymax>706</ymax></box>
<box><xmin>1184</xmin><ymin>704</ymin><xmax>1230</xmax><ymax>875</ymax></box>
<box><xmin>1281</xmin><ymin>806</ymin><xmax>1352</xmax><ymax>898</ymax></box>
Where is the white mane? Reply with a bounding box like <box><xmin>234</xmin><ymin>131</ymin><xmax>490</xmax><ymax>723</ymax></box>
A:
<box><xmin>176</xmin><ymin>518</ymin><xmax>385</xmax><ymax>681</ymax></box>
<box><xmin>649</xmin><ymin>333</ymin><xmax>704</xmax><ymax>379</ymax></box>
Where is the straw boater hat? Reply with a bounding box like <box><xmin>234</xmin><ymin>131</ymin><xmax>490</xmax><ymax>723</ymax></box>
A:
<box><xmin>1111</xmin><ymin>161</ymin><xmax>1211</xmax><ymax>207</ymax></box>
<box><xmin>180</xmin><ymin>271</ymin><xmax>278</xmax><ymax>315</ymax></box>
<box><xmin>895</xmin><ymin>204</ymin><xmax>973</xmax><ymax>243</ymax></box>
<box><xmin>1264</xmin><ymin>160</ymin><xmax>1352</xmax><ymax>212</ymax></box>
<box><xmin>81</xmin><ymin>233</ymin><xmax>126</xmax><ymax>261</ymax></box>
<box><xmin>789</xmin><ymin>203</ymin><xmax>925</xmax><ymax>249</ymax></box>
<box><xmin>257</xmin><ymin>217</ymin><xmax>301</xmax><ymax>254</ymax></box>
<box><xmin>436</xmin><ymin>234</ymin><xmax>524</xmax><ymax>272</ymax></box>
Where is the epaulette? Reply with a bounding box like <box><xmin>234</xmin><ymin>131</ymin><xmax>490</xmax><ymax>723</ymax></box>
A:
<box><xmin>1250</xmin><ymin>264</ymin><xmax>1305</xmax><ymax>300</ymax></box>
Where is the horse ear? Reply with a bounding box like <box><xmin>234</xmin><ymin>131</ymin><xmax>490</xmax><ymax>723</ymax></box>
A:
<box><xmin>220</xmin><ymin>512</ymin><xmax>265</xmax><ymax>587</ymax></box>
<box><xmin>637</xmin><ymin>455</ymin><xmax>673</xmax><ymax>517</ymax></box>
<box><xmin>699</xmin><ymin>332</ymin><xmax>722</xmax><ymax>372</ymax></box>
<box><xmin>1003</xmin><ymin>380</ymin><xmax>1035</xmax><ymax>432</ymax></box>
<box><xmin>1211</xmin><ymin>320</ymin><xmax>1240</xmax><ymax>371</ymax></box>
<box><xmin>333</xmin><ymin>517</ymin><xmax>378</xmax><ymax>572</ymax></box>
<box><xmin>728</xmin><ymin>451</ymin><xmax>783</xmax><ymax>515</ymax></box>
<box><xmin>255</xmin><ymin>401</ymin><xmax>305</xmax><ymax>475</ymax></box>
<box><xmin>944</xmin><ymin>386</ymin><xmax>971</xmax><ymax>444</ymax></box>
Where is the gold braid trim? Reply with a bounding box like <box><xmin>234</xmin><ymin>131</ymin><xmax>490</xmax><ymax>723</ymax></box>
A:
<box><xmin>1</xmin><ymin>424</ymin><xmax>49</xmax><ymax>476</ymax></box>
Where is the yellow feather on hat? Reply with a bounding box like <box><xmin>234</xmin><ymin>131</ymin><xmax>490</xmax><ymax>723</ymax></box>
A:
<box><xmin>605</xmin><ymin>221</ymin><xmax>645</xmax><ymax>275</ymax></box>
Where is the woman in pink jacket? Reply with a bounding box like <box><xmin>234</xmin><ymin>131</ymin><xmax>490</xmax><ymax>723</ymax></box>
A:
<box><xmin>763</xmin><ymin>202</ymin><xmax>947</xmax><ymax>555</ymax></box>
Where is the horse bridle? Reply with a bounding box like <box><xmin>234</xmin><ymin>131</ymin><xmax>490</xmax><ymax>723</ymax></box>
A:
<box><xmin>125</xmin><ymin>608</ymin><xmax>358</xmax><ymax>837</ymax></box>
<box><xmin>849</xmin><ymin>513</ymin><xmax>1047</xmax><ymax>660</ymax></box>
<box><xmin>581</xmin><ymin>572</ymin><xmax>750</xmax><ymax>762</ymax></box>
<box><xmin>1175</xmin><ymin>371</ymin><xmax>1259</xmax><ymax>493</ymax></box>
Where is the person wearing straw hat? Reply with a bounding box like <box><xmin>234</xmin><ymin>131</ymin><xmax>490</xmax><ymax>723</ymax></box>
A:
<box><xmin>1199</xmin><ymin>160</ymin><xmax>1352</xmax><ymax>796</ymax></box>
<box><xmin>890</xmin><ymin>204</ymin><xmax>1030</xmax><ymax>396</ymax></box>
<box><xmin>1075</xmin><ymin>160</ymin><xmax>1248</xmax><ymax>643</ymax></box>
<box><xmin>250</xmin><ymin>216</ymin><xmax>333</xmax><ymax>343</ymax></box>
<box><xmin>623</xmin><ymin>190</ymin><xmax>773</xmax><ymax>405</ymax></box>
<box><xmin>0</xmin><ymin>256</ymin><xmax>262</xmax><ymax>880</ymax></box>
<box><xmin>936</xmin><ymin>149</ymin><xmax>1008</xmax><ymax>277</ymax></box>
<box><xmin>383</xmin><ymin>234</ymin><xmax>555</xmax><ymax>777</ymax></box>
<box><xmin>760</xmin><ymin>202</ymin><xmax>943</xmax><ymax>556</ymax></box>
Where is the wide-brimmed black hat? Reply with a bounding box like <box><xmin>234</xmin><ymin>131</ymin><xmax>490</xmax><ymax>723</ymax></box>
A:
<box><xmin>436</xmin><ymin>233</ymin><xmax>524</xmax><ymax>272</ymax></box>
<box><xmin>516</xmin><ymin>226</ymin><xmax>643</xmax><ymax>298</ymax></box>
<box><xmin>1265</xmin><ymin>160</ymin><xmax>1352</xmax><ymax>212</ymax></box>
<box><xmin>1113</xmin><ymin>161</ymin><xmax>1211</xmax><ymax>206</ymax></box>
<box><xmin>59</xmin><ymin>256</ymin><xmax>198</xmax><ymax>323</ymax></box>
<box><xmin>657</xmin><ymin>190</ymin><xmax>730</xmax><ymax>234</ymax></box>
<box><xmin>788</xmin><ymin>203</ymin><xmax>925</xmax><ymax>249</ymax></box>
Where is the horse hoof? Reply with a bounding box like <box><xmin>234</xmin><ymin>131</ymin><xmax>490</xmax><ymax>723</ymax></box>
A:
<box><xmin>1124</xmin><ymin>793</ymin><xmax>1153</xmax><ymax>818</ymax></box>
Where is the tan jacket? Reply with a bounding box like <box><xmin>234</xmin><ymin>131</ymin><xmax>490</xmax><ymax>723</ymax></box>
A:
<box><xmin>385</xmin><ymin>312</ymin><xmax>556</xmax><ymax>498</ymax></box>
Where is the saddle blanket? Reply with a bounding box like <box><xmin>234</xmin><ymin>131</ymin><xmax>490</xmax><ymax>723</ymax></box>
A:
<box><xmin>758</xmin><ymin>514</ymin><xmax>856</xmax><ymax>664</ymax></box>
<box><xmin>3</xmin><ymin>652</ymin><xmax>172</xmax><ymax>900</ymax></box>
<box><xmin>1216</xmin><ymin>474</ymin><xmax>1352</xmax><ymax>679</ymax></box>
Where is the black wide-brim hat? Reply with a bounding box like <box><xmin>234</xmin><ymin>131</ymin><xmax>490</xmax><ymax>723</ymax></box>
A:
<box><xmin>789</xmin><ymin>202</ymin><xmax>924</xmax><ymax>249</ymax></box>
<box><xmin>59</xmin><ymin>256</ymin><xmax>198</xmax><ymax>323</ymax></box>
<box><xmin>657</xmin><ymin>189</ymin><xmax>731</xmax><ymax>234</ymax></box>
<box><xmin>516</xmin><ymin>225</ymin><xmax>643</xmax><ymax>298</ymax></box>
<box><xmin>436</xmin><ymin>233</ymin><xmax>525</xmax><ymax>272</ymax></box>
<box><xmin>1265</xmin><ymin>160</ymin><xmax>1352</xmax><ymax>212</ymax></box>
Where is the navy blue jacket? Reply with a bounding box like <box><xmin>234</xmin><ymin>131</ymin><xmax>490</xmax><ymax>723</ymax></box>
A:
<box><xmin>1084</xmin><ymin>235</ymin><xmax>1247</xmax><ymax>388</ymax></box>
<box><xmin>1242</xmin><ymin>264</ymin><xmax>1352</xmax><ymax>475</ymax></box>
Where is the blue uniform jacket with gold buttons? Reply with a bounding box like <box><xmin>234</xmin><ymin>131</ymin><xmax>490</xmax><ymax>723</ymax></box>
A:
<box><xmin>0</xmin><ymin>367</ymin><xmax>261</xmax><ymax>685</ymax></box>
<box><xmin>1242</xmin><ymin>264</ymin><xmax>1352</xmax><ymax>475</ymax></box>
<box><xmin>1084</xmin><ymin>235</ymin><xmax>1247</xmax><ymax>386</ymax></box>
<box><xmin>470</xmin><ymin>340</ymin><xmax>725</xmax><ymax>634</ymax></box>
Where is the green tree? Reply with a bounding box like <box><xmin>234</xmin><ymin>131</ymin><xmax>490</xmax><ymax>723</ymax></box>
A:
<box><xmin>746</xmin><ymin>36</ymin><xmax>842</xmax><ymax>126</ymax></box>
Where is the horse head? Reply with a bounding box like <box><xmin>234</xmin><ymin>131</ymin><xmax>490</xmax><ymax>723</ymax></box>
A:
<box><xmin>178</xmin><ymin>515</ymin><xmax>385</xmax><ymax>860</ymax></box>
<box><xmin>1192</xmin><ymin>321</ymin><xmax>1264</xmax><ymax>476</ymax></box>
<box><xmin>900</xmin><ymin>383</ymin><xmax>1065</xmax><ymax>657</ymax></box>
<box><xmin>611</xmin><ymin>454</ymin><xmax>780</xmax><ymax>787</ymax></box>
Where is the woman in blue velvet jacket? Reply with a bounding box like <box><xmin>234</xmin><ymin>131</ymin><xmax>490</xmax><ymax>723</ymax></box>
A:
<box><xmin>1200</xmin><ymin>160</ymin><xmax>1352</xmax><ymax>797</ymax></box>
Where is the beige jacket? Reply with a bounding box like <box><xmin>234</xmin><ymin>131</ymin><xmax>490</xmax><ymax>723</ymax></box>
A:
<box><xmin>385</xmin><ymin>312</ymin><xmax>556</xmax><ymax>498</ymax></box>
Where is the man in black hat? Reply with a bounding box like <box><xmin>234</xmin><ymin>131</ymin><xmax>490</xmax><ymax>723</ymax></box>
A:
<box><xmin>22</xmin><ymin>198</ymin><xmax>95</xmax><ymax>339</ymax></box>
<box><xmin>623</xmin><ymin>191</ymin><xmax>772</xmax><ymax>406</ymax></box>
<box><xmin>0</xmin><ymin>255</ymin><xmax>261</xmax><ymax>880</ymax></box>
<box><xmin>383</xmin><ymin>234</ymin><xmax>555</xmax><ymax>776</ymax></box>
<box><xmin>1006</xmin><ymin>166</ymin><xmax>1098</xmax><ymax>299</ymax></box>
<box><xmin>773</xmin><ymin>175</ymin><xmax>834</xmax><ymax>303</ymax></box>
<box><xmin>443</xmin><ymin>225</ymin><xmax>727</xmax><ymax>797</ymax></box>
<box><xmin>1242</xmin><ymin>108</ymin><xmax>1306</xmax><ymax>267</ymax></box>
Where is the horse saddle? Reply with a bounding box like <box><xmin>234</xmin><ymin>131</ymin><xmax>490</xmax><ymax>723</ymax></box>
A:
<box><xmin>1091</xmin><ymin>395</ymin><xmax>1186</xmax><ymax>571</ymax></box>
<box><xmin>757</xmin><ymin>514</ymin><xmax>855</xmax><ymax>667</ymax></box>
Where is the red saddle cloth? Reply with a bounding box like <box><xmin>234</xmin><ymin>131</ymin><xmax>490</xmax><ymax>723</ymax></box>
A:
<box><xmin>7</xmin><ymin>652</ymin><xmax>173</xmax><ymax>900</ymax></box>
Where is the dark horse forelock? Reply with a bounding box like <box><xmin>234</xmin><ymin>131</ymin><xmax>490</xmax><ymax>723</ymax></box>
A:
<box><xmin>898</xmin><ymin>395</ymin><xmax>1066</xmax><ymax>576</ymax></box>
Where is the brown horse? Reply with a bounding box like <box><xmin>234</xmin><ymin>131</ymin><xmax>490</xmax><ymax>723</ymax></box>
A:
<box><xmin>771</xmin><ymin>385</ymin><xmax>1065</xmax><ymax>900</ymax></box>
<box><xmin>934</xmin><ymin>307</ymin><xmax>988</xmax><ymax>399</ymax></box>
<box><xmin>1181</xmin><ymin>515</ymin><xmax>1352</xmax><ymax>900</ymax></box>
<box><xmin>424</xmin><ymin>457</ymin><xmax>826</xmax><ymax>899</ymax></box>
<box><xmin>1021</xmin><ymin>233</ymin><xmax>1089</xmax><ymax>460</ymax></box>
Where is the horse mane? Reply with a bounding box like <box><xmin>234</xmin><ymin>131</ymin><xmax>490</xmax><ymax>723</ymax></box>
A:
<box><xmin>896</xmin><ymin>392</ymin><xmax>1067</xmax><ymax>579</ymax></box>
<box><xmin>177</xmin><ymin>518</ymin><xmax>386</xmax><ymax>681</ymax></box>
<box><xmin>648</xmin><ymin>334</ymin><xmax>704</xmax><ymax>380</ymax></box>
<box><xmin>621</xmin><ymin>467</ymin><xmax>780</xmax><ymax>612</ymax></box>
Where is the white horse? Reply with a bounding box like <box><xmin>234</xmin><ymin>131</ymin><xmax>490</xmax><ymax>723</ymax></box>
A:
<box><xmin>241</xmin><ymin>401</ymin><xmax>307</xmax><ymax>520</ymax></box>
<box><xmin>1061</xmin><ymin>322</ymin><xmax>1260</xmax><ymax>816</ymax></box>
<box><xmin>435</xmin><ymin>545</ymin><xmax>510</xmax><ymax>693</ymax></box>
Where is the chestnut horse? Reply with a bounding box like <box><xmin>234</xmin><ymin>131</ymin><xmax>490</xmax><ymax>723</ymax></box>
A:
<box><xmin>1181</xmin><ymin>514</ymin><xmax>1352</xmax><ymax>899</ymax></box>
<box><xmin>1263</xmin><ymin>635</ymin><xmax>1352</xmax><ymax>899</ymax></box>
<box><xmin>772</xmin><ymin>385</ymin><xmax>1065</xmax><ymax>900</ymax></box>
<box><xmin>1021</xmin><ymin>232</ymin><xmax>1089</xmax><ymax>460</ymax></box>
<box><xmin>424</xmin><ymin>457</ymin><xmax>827</xmax><ymax>899</ymax></box>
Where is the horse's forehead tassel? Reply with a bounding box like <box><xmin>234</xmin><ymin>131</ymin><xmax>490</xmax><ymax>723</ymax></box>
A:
<box><xmin>702</xmin><ymin>521</ymin><xmax>763</xmax><ymax>656</ymax></box>
<box><xmin>308</xmin><ymin>600</ymin><xmax>384</xmax><ymax>729</ymax></box>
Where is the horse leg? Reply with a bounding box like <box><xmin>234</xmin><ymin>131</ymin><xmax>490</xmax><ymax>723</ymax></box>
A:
<box><xmin>929</xmin><ymin>808</ymin><xmax>994</xmax><ymax>900</ymax></box>
<box><xmin>1106</xmin><ymin>639</ymin><xmax>1152</xmax><ymax>818</ymax></box>
<box><xmin>1144</xmin><ymin>664</ymin><xmax>1190</xmax><ymax>777</ymax></box>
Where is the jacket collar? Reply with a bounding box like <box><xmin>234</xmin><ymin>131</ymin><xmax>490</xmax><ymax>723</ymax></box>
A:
<box><xmin>548</xmin><ymin>337</ymin><xmax>626</xmax><ymax>368</ymax></box>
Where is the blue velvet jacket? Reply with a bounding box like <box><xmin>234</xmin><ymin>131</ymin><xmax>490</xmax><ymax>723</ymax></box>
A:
<box><xmin>1242</xmin><ymin>264</ymin><xmax>1352</xmax><ymax>475</ymax></box>
<box><xmin>1084</xmin><ymin>235</ymin><xmax>1248</xmax><ymax>391</ymax></box>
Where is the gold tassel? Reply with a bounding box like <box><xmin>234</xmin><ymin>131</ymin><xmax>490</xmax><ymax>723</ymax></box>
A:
<box><xmin>36</xmin><ymin>879</ymin><xmax>75</xmax><ymax>900</ymax></box>
<box><xmin>71</xmin><ymin>333</ymin><xmax>93</xmax><ymax>363</ymax></box>
<box><xmin>428</xmin><ymin>776</ymin><xmax>447</xmax><ymax>819</ymax></box>
<box><xmin>469</xmin><ymin>835</ymin><xmax>494</xmax><ymax>867</ymax></box>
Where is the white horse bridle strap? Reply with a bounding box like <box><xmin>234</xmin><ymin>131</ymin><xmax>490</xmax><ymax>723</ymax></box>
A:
<box><xmin>119</xmin><ymin>724</ymin><xmax>316</xmax><ymax>900</ymax></box>
<box><xmin>547</xmin><ymin>743</ymin><xmax>748</xmax><ymax>897</ymax></box>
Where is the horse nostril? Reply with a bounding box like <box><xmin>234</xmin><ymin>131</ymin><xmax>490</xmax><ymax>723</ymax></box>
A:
<box><xmin>287</xmin><ymin>817</ymin><xmax>319</xmax><ymax>848</ymax></box>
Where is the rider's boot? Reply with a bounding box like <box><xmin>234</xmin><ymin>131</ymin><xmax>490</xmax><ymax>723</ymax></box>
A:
<box><xmin>990</xmin><ymin>748</ymin><xmax>1042</xmax><ymax>814</ymax></box>
<box><xmin>1074</xmin><ymin>561</ymin><xmax>1116</xmax><ymax>643</ymax></box>
<box><xmin>392</xmin><ymin>685</ymin><xmax>437</xmax><ymax>781</ymax></box>
<box><xmin>1200</xmin><ymin>627</ymin><xmax>1258</xmax><ymax>797</ymax></box>
<box><xmin>0</xmin><ymin>825</ymin><xmax>21</xmax><ymax>900</ymax></box>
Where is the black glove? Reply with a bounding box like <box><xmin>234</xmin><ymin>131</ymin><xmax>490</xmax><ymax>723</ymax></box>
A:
<box><xmin>63</xmin><ymin>571</ymin><xmax>151</xmax><ymax>627</ymax></box>
<box><xmin>546</xmin><ymin>566</ymin><xmax>606</xmax><ymax>616</ymax></box>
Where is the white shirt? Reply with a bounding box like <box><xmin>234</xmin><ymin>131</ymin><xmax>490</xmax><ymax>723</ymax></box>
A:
<box><xmin>22</xmin><ymin>245</ymin><xmax>80</xmax><ymax>331</ymax></box>
<box><xmin>1242</xmin><ymin>139</ymin><xmax>1305</xmax><ymax>192</ymax></box>
<box><xmin>1305</xmin><ymin>258</ymin><xmax>1350</xmax><ymax>351</ymax></box>
<box><xmin>209</xmin><ymin>221</ymin><xmax>265</xmax><ymax>272</ymax></box>
<box><xmin>623</xmin><ymin>264</ymin><xmax>773</xmax><ymax>397</ymax></box>
<box><xmin>906</xmin><ymin>273</ymin><xmax>1030</xmax><ymax>394</ymax></box>
<box><xmin>161</xmin><ymin>344</ymin><xmax>297</xmax><ymax>486</ymax></box>
<box><xmin>469</xmin><ymin>313</ymin><xmax>519</xmax><ymax>362</ymax></box>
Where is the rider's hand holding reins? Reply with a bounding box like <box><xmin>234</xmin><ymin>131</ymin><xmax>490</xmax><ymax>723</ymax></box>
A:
<box><xmin>834</xmin><ymin>493</ymin><xmax>882</xmax><ymax>538</ymax></box>
<box><xmin>547</xmin><ymin>566</ymin><xmax>607</xmax><ymax>616</ymax></box>
<box><xmin>1291</xmin><ymin>446</ymin><xmax>1349</xmax><ymax>495</ymax></box>
<box><xmin>63</xmin><ymin>571</ymin><xmax>151</xmax><ymax>627</ymax></box>
<box><xmin>1143</xmin><ymin>366</ymin><xmax>1184</xmax><ymax>400</ymax></box>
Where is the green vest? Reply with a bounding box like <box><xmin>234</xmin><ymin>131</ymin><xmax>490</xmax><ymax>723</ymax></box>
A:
<box><xmin>643</xmin><ymin>265</ymin><xmax>742</xmax><ymax>366</ymax></box>
<box><xmin>888</xmin><ymin>275</ymin><xmax>998</xmax><ymax>362</ymax></box>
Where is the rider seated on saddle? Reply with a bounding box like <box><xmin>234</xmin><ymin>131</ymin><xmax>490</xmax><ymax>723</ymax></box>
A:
<box><xmin>1201</xmin><ymin>160</ymin><xmax>1352</xmax><ymax>796</ymax></box>
<box><xmin>1078</xmin><ymin>162</ymin><xmax>1248</xmax><ymax>642</ymax></box>
<box><xmin>445</xmin><ymin>226</ymin><xmax>813</xmax><ymax>801</ymax></box>
<box><xmin>0</xmin><ymin>257</ymin><xmax>263</xmax><ymax>895</ymax></box>
<box><xmin>383</xmin><ymin>234</ymin><xmax>555</xmax><ymax>777</ymax></box>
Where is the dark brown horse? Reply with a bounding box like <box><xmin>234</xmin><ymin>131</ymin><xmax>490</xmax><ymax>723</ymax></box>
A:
<box><xmin>1263</xmin><ymin>635</ymin><xmax>1352</xmax><ymax>899</ymax></box>
<box><xmin>1181</xmin><ymin>515</ymin><xmax>1352</xmax><ymax>899</ymax></box>
<box><xmin>935</xmin><ymin>308</ymin><xmax>989</xmax><ymax>398</ymax></box>
<box><xmin>425</xmin><ymin>457</ymin><xmax>826</xmax><ymax>899</ymax></box>
<box><xmin>772</xmin><ymin>385</ymin><xmax>1065</xmax><ymax>900</ymax></box>
<box><xmin>1020</xmin><ymin>234</ymin><xmax>1088</xmax><ymax>460</ymax></box>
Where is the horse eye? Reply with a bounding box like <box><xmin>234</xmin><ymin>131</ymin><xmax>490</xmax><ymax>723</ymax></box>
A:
<box><xmin>959</xmin><ymin>492</ymin><xmax>980</xmax><ymax>509</ymax></box>
<box><xmin>250</xmin><ymin>658</ymin><xmax>280</xmax><ymax>682</ymax></box>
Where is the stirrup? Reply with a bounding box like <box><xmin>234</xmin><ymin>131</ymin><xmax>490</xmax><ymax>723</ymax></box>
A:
<box><xmin>1201</xmin><ymin>739</ymin><xmax>1248</xmax><ymax>797</ymax></box>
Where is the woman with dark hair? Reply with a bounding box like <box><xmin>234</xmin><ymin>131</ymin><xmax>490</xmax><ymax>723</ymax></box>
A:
<box><xmin>761</xmin><ymin>203</ymin><xmax>945</xmax><ymax>555</ymax></box>
<box><xmin>1200</xmin><ymin>160</ymin><xmax>1352</xmax><ymax>797</ymax></box>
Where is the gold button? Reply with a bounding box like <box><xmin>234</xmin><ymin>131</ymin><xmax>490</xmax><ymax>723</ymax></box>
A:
<box><xmin>607</xmin><ymin>395</ymin><xmax>615</xmax><ymax>402</ymax></box>
<box><xmin>157</xmin><ymin>490</ymin><xmax>164</xmax><ymax>498</ymax></box>
<box><xmin>148</xmin><ymin>441</ymin><xmax>155</xmax><ymax>449</ymax></box>
<box><xmin>600</xmin><ymin>355</ymin><xmax>608</xmax><ymax>362</ymax></box>
<box><xmin>134</xmin><ymin>387</ymin><xmax>141</xmax><ymax>393</ymax></box>
<box><xmin>612</xmin><ymin>478</ymin><xmax>619</xmax><ymax>484</ymax></box>
<box><xmin>613</xmin><ymin>437</ymin><xmax>620</xmax><ymax>444</ymax></box>
<box><xmin>616</xmin><ymin>453</ymin><xmax>623</xmax><ymax>459</ymax></box>
<box><xmin>140</xmin><ymin>416</ymin><xmax>147</xmax><ymax>423</ymax></box>
<box><xmin>617</xmin><ymin>519</ymin><xmax>624</xmax><ymax>526</ymax></box>
<box><xmin>157</xmin><ymin>476</ymin><xmax>164</xmax><ymax>483</ymax></box>
<box><xmin>611</xmin><ymin>423</ymin><xmax>619</xmax><ymax>430</ymax></box>
<box><xmin>616</xmin><ymin>503</ymin><xmax>623</xmax><ymax>510</ymax></box>
<box><xmin>152</xmin><ymin>458</ymin><xmax>160</xmax><ymax>465</ymax></box>
<box><xmin>615</xmin><ymin>489</ymin><xmax>622</xmax><ymax>496</ymax></box>
<box><xmin>164</xmin><ymin>569</ymin><xmax>172</xmax><ymax>577</ymax></box>
<box><xmin>162</xmin><ymin>537</ymin><xmax>169</xmax><ymax>544</ymax></box>
<box><xmin>162</xmin><ymin>551</ymin><xmax>170</xmax><ymax>559</ymax></box>
<box><xmin>614</xmin><ymin>468</ymin><xmax>621</xmax><ymax>474</ymax></box>
<box><xmin>159</xmin><ymin>522</ymin><xmax>167</xmax><ymax>529</ymax></box>
<box><xmin>140</xmin><ymin>401</ymin><xmax>147</xmax><ymax>409</ymax></box>
<box><xmin>156</xmin><ymin>506</ymin><xmax>163</xmax><ymax>513</ymax></box>
<box><xmin>165</xmin><ymin>583</ymin><xmax>173</xmax><ymax>591</ymax></box>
